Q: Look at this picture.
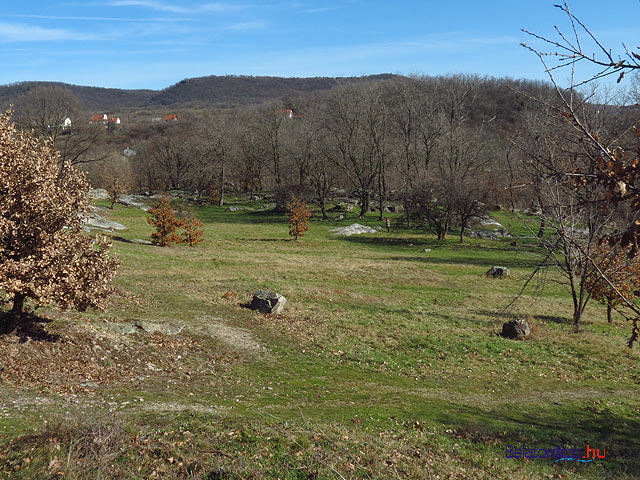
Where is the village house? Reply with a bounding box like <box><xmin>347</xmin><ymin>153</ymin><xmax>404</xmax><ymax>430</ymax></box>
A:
<box><xmin>90</xmin><ymin>114</ymin><xmax>121</xmax><ymax>127</ymax></box>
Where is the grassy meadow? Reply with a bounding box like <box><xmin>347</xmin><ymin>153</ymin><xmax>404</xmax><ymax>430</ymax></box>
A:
<box><xmin>1</xmin><ymin>198</ymin><xmax>639</xmax><ymax>479</ymax></box>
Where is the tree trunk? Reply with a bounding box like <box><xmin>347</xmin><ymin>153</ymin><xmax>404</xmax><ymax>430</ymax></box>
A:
<box><xmin>359</xmin><ymin>193</ymin><xmax>369</xmax><ymax>219</ymax></box>
<box><xmin>459</xmin><ymin>224</ymin><xmax>465</xmax><ymax>243</ymax></box>
<box><xmin>403</xmin><ymin>200</ymin><xmax>411</xmax><ymax>228</ymax></box>
<box><xmin>607</xmin><ymin>300</ymin><xmax>613</xmax><ymax>324</ymax></box>
<box><xmin>319</xmin><ymin>198</ymin><xmax>328</xmax><ymax>220</ymax></box>
<box><xmin>537</xmin><ymin>217</ymin><xmax>545</xmax><ymax>239</ymax></box>
<box><xmin>218</xmin><ymin>163</ymin><xmax>225</xmax><ymax>207</ymax></box>
<box><xmin>572</xmin><ymin>309</ymin><xmax>581</xmax><ymax>333</ymax></box>
<box><xmin>4</xmin><ymin>293</ymin><xmax>25</xmax><ymax>333</ymax></box>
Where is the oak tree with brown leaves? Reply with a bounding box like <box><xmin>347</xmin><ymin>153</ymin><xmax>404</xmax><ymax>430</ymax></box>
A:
<box><xmin>286</xmin><ymin>197</ymin><xmax>311</xmax><ymax>241</ymax></box>
<box><xmin>584</xmin><ymin>242</ymin><xmax>640</xmax><ymax>324</ymax></box>
<box><xmin>0</xmin><ymin>111</ymin><xmax>119</xmax><ymax>333</ymax></box>
<box><xmin>147</xmin><ymin>197</ymin><xmax>183</xmax><ymax>247</ymax></box>
<box><xmin>181</xmin><ymin>216</ymin><xmax>205</xmax><ymax>247</ymax></box>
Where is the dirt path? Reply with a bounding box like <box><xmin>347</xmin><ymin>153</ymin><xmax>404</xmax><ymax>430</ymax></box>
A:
<box><xmin>192</xmin><ymin>316</ymin><xmax>266</xmax><ymax>353</ymax></box>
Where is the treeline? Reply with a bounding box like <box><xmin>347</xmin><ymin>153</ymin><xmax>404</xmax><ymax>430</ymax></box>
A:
<box><xmin>0</xmin><ymin>74</ymin><xmax>401</xmax><ymax>112</ymax></box>
<box><xmin>115</xmin><ymin>75</ymin><xmax>569</xmax><ymax>238</ymax></box>
<box><xmin>10</xmin><ymin>73</ymin><xmax>636</xmax><ymax>245</ymax></box>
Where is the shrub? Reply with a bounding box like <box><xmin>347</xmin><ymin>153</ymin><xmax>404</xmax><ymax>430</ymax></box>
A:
<box><xmin>181</xmin><ymin>216</ymin><xmax>205</xmax><ymax>247</ymax></box>
<box><xmin>286</xmin><ymin>197</ymin><xmax>311</xmax><ymax>241</ymax></box>
<box><xmin>147</xmin><ymin>197</ymin><xmax>183</xmax><ymax>246</ymax></box>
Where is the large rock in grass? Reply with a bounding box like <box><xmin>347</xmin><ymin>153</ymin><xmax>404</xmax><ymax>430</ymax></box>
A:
<box><xmin>82</xmin><ymin>211</ymin><xmax>127</xmax><ymax>231</ymax></box>
<box><xmin>90</xmin><ymin>188</ymin><xmax>110</xmax><ymax>200</ymax></box>
<box><xmin>501</xmin><ymin>319</ymin><xmax>531</xmax><ymax>339</ymax></box>
<box><xmin>329</xmin><ymin>224</ymin><xmax>377</xmax><ymax>236</ymax></box>
<box><xmin>116</xmin><ymin>194</ymin><xmax>149</xmax><ymax>211</ymax></box>
<box><xmin>250</xmin><ymin>291</ymin><xmax>287</xmax><ymax>314</ymax></box>
<box><xmin>486</xmin><ymin>266</ymin><xmax>510</xmax><ymax>278</ymax></box>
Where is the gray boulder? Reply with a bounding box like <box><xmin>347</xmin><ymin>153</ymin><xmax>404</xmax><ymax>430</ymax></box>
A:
<box><xmin>226</xmin><ymin>206</ymin><xmax>245</xmax><ymax>212</ymax></box>
<box><xmin>117</xmin><ymin>195</ymin><xmax>149</xmax><ymax>211</ymax></box>
<box><xmin>486</xmin><ymin>266</ymin><xmax>510</xmax><ymax>278</ymax></box>
<box><xmin>329</xmin><ymin>224</ymin><xmax>377</xmax><ymax>236</ymax></box>
<box><xmin>470</xmin><ymin>229</ymin><xmax>511</xmax><ymax>240</ymax></box>
<box><xmin>250</xmin><ymin>291</ymin><xmax>287</xmax><ymax>314</ymax></box>
<box><xmin>90</xmin><ymin>188</ymin><xmax>110</xmax><ymax>200</ymax></box>
<box><xmin>82</xmin><ymin>212</ymin><xmax>126</xmax><ymax>231</ymax></box>
<box><xmin>501</xmin><ymin>319</ymin><xmax>531</xmax><ymax>339</ymax></box>
<box><xmin>136</xmin><ymin>321</ymin><xmax>185</xmax><ymax>335</ymax></box>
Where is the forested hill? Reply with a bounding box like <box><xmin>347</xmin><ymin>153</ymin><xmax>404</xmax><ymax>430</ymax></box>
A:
<box><xmin>0</xmin><ymin>74</ymin><xmax>402</xmax><ymax>112</ymax></box>
<box><xmin>148</xmin><ymin>74</ymin><xmax>401</xmax><ymax>106</ymax></box>
<box><xmin>0</xmin><ymin>81</ymin><xmax>156</xmax><ymax>112</ymax></box>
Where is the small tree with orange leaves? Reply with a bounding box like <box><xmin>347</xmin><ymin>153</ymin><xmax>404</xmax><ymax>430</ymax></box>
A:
<box><xmin>181</xmin><ymin>216</ymin><xmax>204</xmax><ymax>247</ymax></box>
<box><xmin>147</xmin><ymin>197</ymin><xmax>183</xmax><ymax>246</ymax></box>
<box><xmin>286</xmin><ymin>197</ymin><xmax>311</xmax><ymax>241</ymax></box>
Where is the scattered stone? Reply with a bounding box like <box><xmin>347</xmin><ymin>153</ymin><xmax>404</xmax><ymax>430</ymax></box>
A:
<box><xmin>114</xmin><ymin>194</ymin><xmax>149</xmax><ymax>211</ymax></box>
<box><xmin>329</xmin><ymin>224</ymin><xmax>377</xmax><ymax>236</ymax></box>
<box><xmin>167</xmin><ymin>190</ymin><xmax>188</xmax><ymax>198</ymax></box>
<box><xmin>486</xmin><ymin>266</ymin><xmax>510</xmax><ymax>278</ymax></box>
<box><xmin>135</xmin><ymin>321</ymin><xmax>185</xmax><ymax>336</ymax></box>
<box><xmin>334</xmin><ymin>214</ymin><xmax>345</xmax><ymax>221</ymax></box>
<box><xmin>250</xmin><ymin>290</ymin><xmax>287</xmax><ymax>314</ymax></box>
<box><xmin>82</xmin><ymin>213</ymin><xmax>127</xmax><ymax>231</ymax></box>
<box><xmin>474</xmin><ymin>216</ymin><xmax>504</xmax><ymax>228</ymax></box>
<box><xmin>89</xmin><ymin>204</ymin><xmax>108</xmax><ymax>215</ymax></box>
<box><xmin>329</xmin><ymin>203</ymin><xmax>355</xmax><ymax>212</ymax></box>
<box><xmin>385</xmin><ymin>204</ymin><xmax>404</xmax><ymax>213</ymax></box>
<box><xmin>102</xmin><ymin>323</ymin><xmax>138</xmax><ymax>335</ymax></box>
<box><xmin>100</xmin><ymin>321</ymin><xmax>185</xmax><ymax>336</ymax></box>
<box><xmin>424</xmin><ymin>248</ymin><xmax>432</xmax><ymax>252</ymax></box>
<box><xmin>225</xmin><ymin>206</ymin><xmax>245</xmax><ymax>212</ymax></box>
<box><xmin>116</xmin><ymin>194</ymin><xmax>146</xmax><ymax>208</ymax></box>
<box><xmin>470</xmin><ymin>229</ymin><xmax>511</xmax><ymax>240</ymax></box>
<box><xmin>90</xmin><ymin>188</ymin><xmax>110</xmax><ymax>200</ymax></box>
<box><xmin>501</xmin><ymin>319</ymin><xmax>531</xmax><ymax>339</ymax></box>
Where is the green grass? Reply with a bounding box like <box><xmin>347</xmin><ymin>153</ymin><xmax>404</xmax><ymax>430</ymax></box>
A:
<box><xmin>1</xmin><ymin>200</ymin><xmax>639</xmax><ymax>479</ymax></box>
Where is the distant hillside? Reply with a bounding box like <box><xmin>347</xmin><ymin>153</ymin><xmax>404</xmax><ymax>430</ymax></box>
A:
<box><xmin>0</xmin><ymin>74</ymin><xmax>402</xmax><ymax>112</ymax></box>
<box><xmin>0</xmin><ymin>81</ymin><xmax>156</xmax><ymax>112</ymax></box>
<box><xmin>149</xmin><ymin>74</ymin><xmax>402</xmax><ymax>107</ymax></box>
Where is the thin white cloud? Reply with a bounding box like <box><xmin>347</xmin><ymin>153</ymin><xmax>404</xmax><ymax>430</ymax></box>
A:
<box><xmin>0</xmin><ymin>22</ymin><xmax>95</xmax><ymax>42</ymax></box>
<box><xmin>108</xmin><ymin>0</ymin><xmax>188</xmax><ymax>13</ymax></box>
<box><xmin>202</xmin><ymin>3</ymin><xmax>245</xmax><ymax>13</ymax></box>
<box><xmin>222</xmin><ymin>21</ymin><xmax>264</xmax><ymax>31</ymax></box>
<box><xmin>107</xmin><ymin>0</ymin><xmax>243</xmax><ymax>14</ymax></box>
<box><xmin>304</xmin><ymin>7</ymin><xmax>334</xmax><ymax>14</ymax></box>
<box><xmin>3</xmin><ymin>14</ymin><xmax>190</xmax><ymax>22</ymax></box>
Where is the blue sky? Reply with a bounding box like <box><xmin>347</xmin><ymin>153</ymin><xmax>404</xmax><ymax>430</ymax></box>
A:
<box><xmin>0</xmin><ymin>1</ymin><xmax>638</xmax><ymax>90</ymax></box>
